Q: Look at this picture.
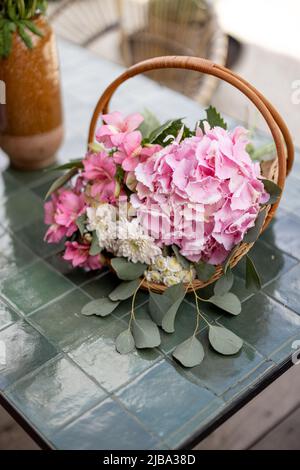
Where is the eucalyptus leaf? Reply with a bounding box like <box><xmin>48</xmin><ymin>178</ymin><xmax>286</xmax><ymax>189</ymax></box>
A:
<box><xmin>76</xmin><ymin>214</ymin><xmax>86</xmax><ymax>236</ymax></box>
<box><xmin>45</xmin><ymin>168</ymin><xmax>78</xmax><ymax>200</ymax></box>
<box><xmin>214</xmin><ymin>269</ymin><xmax>234</xmax><ymax>296</ymax></box>
<box><xmin>209</xmin><ymin>293</ymin><xmax>242</xmax><ymax>316</ymax></box>
<box><xmin>262</xmin><ymin>179</ymin><xmax>282</xmax><ymax>204</ymax></box>
<box><xmin>149</xmin><ymin>291</ymin><xmax>172</xmax><ymax>326</ymax></box>
<box><xmin>161</xmin><ymin>284</ymin><xmax>186</xmax><ymax>333</ymax></box>
<box><xmin>89</xmin><ymin>231</ymin><xmax>101</xmax><ymax>256</ymax></box>
<box><xmin>116</xmin><ymin>329</ymin><xmax>135</xmax><ymax>354</ymax></box>
<box><xmin>172</xmin><ymin>245</ymin><xmax>190</xmax><ymax>270</ymax></box>
<box><xmin>109</xmin><ymin>279</ymin><xmax>140</xmax><ymax>301</ymax></box>
<box><xmin>243</xmin><ymin>208</ymin><xmax>267</xmax><ymax>243</ymax></box>
<box><xmin>172</xmin><ymin>336</ymin><xmax>205</xmax><ymax>368</ymax></box>
<box><xmin>208</xmin><ymin>325</ymin><xmax>243</xmax><ymax>355</ymax></box>
<box><xmin>132</xmin><ymin>319</ymin><xmax>161</xmax><ymax>349</ymax></box>
<box><xmin>223</xmin><ymin>245</ymin><xmax>240</xmax><ymax>273</ymax></box>
<box><xmin>111</xmin><ymin>258</ymin><xmax>146</xmax><ymax>281</ymax></box>
<box><xmin>195</xmin><ymin>261</ymin><xmax>216</xmax><ymax>282</ymax></box>
<box><xmin>81</xmin><ymin>298</ymin><xmax>120</xmax><ymax>317</ymax></box>
<box><xmin>245</xmin><ymin>255</ymin><xmax>261</xmax><ymax>291</ymax></box>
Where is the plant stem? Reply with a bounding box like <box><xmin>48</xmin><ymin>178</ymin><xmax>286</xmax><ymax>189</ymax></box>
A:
<box><xmin>128</xmin><ymin>277</ymin><xmax>145</xmax><ymax>330</ymax></box>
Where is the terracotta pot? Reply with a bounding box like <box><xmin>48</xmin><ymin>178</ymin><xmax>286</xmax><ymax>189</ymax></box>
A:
<box><xmin>0</xmin><ymin>15</ymin><xmax>63</xmax><ymax>170</ymax></box>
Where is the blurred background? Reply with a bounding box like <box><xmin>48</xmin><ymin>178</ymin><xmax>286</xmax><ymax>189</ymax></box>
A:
<box><xmin>1</xmin><ymin>0</ymin><xmax>300</xmax><ymax>450</ymax></box>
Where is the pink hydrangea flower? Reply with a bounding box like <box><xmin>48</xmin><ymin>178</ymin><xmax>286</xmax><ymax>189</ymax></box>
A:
<box><xmin>63</xmin><ymin>241</ymin><xmax>102</xmax><ymax>270</ymax></box>
<box><xmin>82</xmin><ymin>151</ymin><xmax>117</xmax><ymax>202</ymax></box>
<box><xmin>96</xmin><ymin>111</ymin><xmax>144</xmax><ymax>148</ymax></box>
<box><xmin>44</xmin><ymin>189</ymin><xmax>86</xmax><ymax>244</ymax></box>
<box><xmin>133</xmin><ymin>126</ymin><xmax>269</xmax><ymax>264</ymax></box>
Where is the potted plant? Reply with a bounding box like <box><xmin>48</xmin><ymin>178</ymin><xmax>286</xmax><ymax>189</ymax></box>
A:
<box><xmin>0</xmin><ymin>0</ymin><xmax>63</xmax><ymax>170</ymax></box>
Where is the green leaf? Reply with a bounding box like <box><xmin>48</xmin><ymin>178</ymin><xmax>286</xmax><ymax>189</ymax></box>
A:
<box><xmin>81</xmin><ymin>298</ymin><xmax>120</xmax><ymax>317</ymax></box>
<box><xmin>48</xmin><ymin>160</ymin><xmax>83</xmax><ymax>172</ymax></box>
<box><xmin>109</xmin><ymin>279</ymin><xmax>140</xmax><ymax>301</ymax></box>
<box><xmin>262</xmin><ymin>179</ymin><xmax>282</xmax><ymax>205</ymax></box>
<box><xmin>172</xmin><ymin>245</ymin><xmax>190</xmax><ymax>270</ymax></box>
<box><xmin>195</xmin><ymin>261</ymin><xmax>216</xmax><ymax>282</ymax></box>
<box><xmin>111</xmin><ymin>258</ymin><xmax>146</xmax><ymax>281</ymax></box>
<box><xmin>17</xmin><ymin>23</ymin><xmax>33</xmax><ymax>49</ymax></box>
<box><xmin>148</xmin><ymin>118</ymin><xmax>192</xmax><ymax>145</ymax></box>
<box><xmin>148</xmin><ymin>291</ymin><xmax>171</xmax><ymax>326</ymax></box>
<box><xmin>214</xmin><ymin>269</ymin><xmax>234</xmax><ymax>296</ymax></box>
<box><xmin>45</xmin><ymin>167</ymin><xmax>78</xmax><ymax>200</ymax></box>
<box><xmin>139</xmin><ymin>109</ymin><xmax>160</xmax><ymax>139</ymax></box>
<box><xmin>21</xmin><ymin>20</ymin><xmax>43</xmax><ymax>37</ymax></box>
<box><xmin>76</xmin><ymin>214</ymin><xmax>86</xmax><ymax>236</ymax></box>
<box><xmin>208</xmin><ymin>325</ymin><xmax>243</xmax><ymax>355</ymax></box>
<box><xmin>223</xmin><ymin>245</ymin><xmax>240</xmax><ymax>273</ymax></box>
<box><xmin>173</xmin><ymin>336</ymin><xmax>205</xmax><ymax>368</ymax></box>
<box><xmin>243</xmin><ymin>208</ymin><xmax>267</xmax><ymax>243</ymax></box>
<box><xmin>132</xmin><ymin>319</ymin><xmax>161</xmax><ymax>349</ymax></box>
<box><xmin>161</xmin><ymin>283</ymin><xmax>186</xmax><ymax>333</ymax></box>
<box><xmin>1</xmin><ymin>20</ymin><xmax>13</xmax><ymax>58</ymax></box>
<box><xmin>89</xmin><ymin>231</ymin><xmax>101</xmax><ymax>256</ymax></box>
<box><xmin>245</xmin><ymin>255</ymin><xmax>261</xmax><ymax>291</ymax></box>
<box><xmin>209</xmin><ymin>293</ymin><xmax>242</xmax><ymax>316</ymax></box>
<box><xmin>200</xmin><ymin>106</ymin><xmax>227</xmax><ymax>132</ymax></box>
<box><xmin>115</xmin><ymin>329</ymin><xmax>135</xmax><ymax>354</ymax></box>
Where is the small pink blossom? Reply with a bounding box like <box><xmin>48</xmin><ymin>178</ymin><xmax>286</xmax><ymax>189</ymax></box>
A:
<box><xmin>82</xmin><ymin>151</ymin><xmax>117</xmax><ymax>202</ymax></box>
<box><xmin>63</xmin><ymin>241</ymin><xmax>102</xmax><ymax>270</ymax></box>
<box><xmin>96</xmin><ymin>111</ymin><xmax>144</xmax><ymax>147</ymax></box>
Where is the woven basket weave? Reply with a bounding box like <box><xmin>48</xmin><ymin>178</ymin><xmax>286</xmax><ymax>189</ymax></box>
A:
<box><xmin>88</xmin><ymin>56</ymin><xmax>294</xmax><ymax>293</ymax></box>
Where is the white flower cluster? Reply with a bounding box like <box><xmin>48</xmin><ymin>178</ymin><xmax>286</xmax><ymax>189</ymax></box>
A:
<box><xmin>86</xmin><ymin>203</ymin><xmax>161</xmax><ymax>265</ymax></box>
<box><xmin>145</xmin><ymin>255</ymin><xmax>196</xmax><ymax>287</ymax></box>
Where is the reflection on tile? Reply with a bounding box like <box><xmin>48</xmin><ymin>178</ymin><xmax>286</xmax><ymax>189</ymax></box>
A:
<box><xmin>279</xmin><ymin>175</ymin><xmax>300</xmax><ymax>213</ymax></box>
<box><xmin>117</xmin><ymin>359</ymin><xmax>219</xmax><ymax>439</ymax></box>
<box><xmin>1</xmin><ymin>260</ymin><xmax>73</xmax><ymax>315</ymax></box>
<box><xmin>7</xmin><ymin>356</ymin><xmax>106</xmax><ymax>435</ymax></box>
<box><xmin>0</xmin><ymin>299</ymin><xmax>20</xmax><ymax>330</ymax></box>
<box><xmin>185</xmin><ymin>328</ymin><xmax>264</xmax><ymax>396</ymax></box>
<box><xmin>51</xmin><ymin>398</ymin><xmax>157</xmax><ymax>450</ymax></box>
<box><xmin>219</xmin><ymin>293</ymin><xmax>300</xmax><ymax>358</ymax></box>
<box><xmin>261</xmin><ymin>212</ymin><xmax>300</xmax><ymax>260</ymax></box>
<box><xmin>30</xmin><ymin>289</ymin><xmax>115</xmax><ymax>351</ymax></box>
<box><xmin>15</xmin><ymin>218</ymin><xmax>64</xmax><ymax>258</ymax></box>
<box><xmin>0</xmin><ymin>232</ymin><xmax>36</xmax><ymax>281</ymax></box>
<box><xmin>264</xmin><ymin>264</ymin><xmax>300</xmax><ymax>316</ymax></box>
<box><xmin>81</xmin><ymin>272</ymin><xmax>119</xmax><ymax>298</ymax></box>
<box><xmin>45</xmin><ymin>252</ymin><xmax>102</xmax><ymax>285</ymax></box>
<box><xmin>0</xmin><ymin>320</ymin><xmax>58</xmax><ymax>390</ymax></box>
<box><xmin>0</xmin><ymin>189</ymin><xmax>44</xmax><ymax>230</ymax></box>
<box><xmin>69</xmin><ymin>322</ymin><xmax>161</xmax><ymax>392</ymax></box>
<box><xmin>235</xmin><ymin>239</ymin><xmax>297</xmax><ymax>285</ymax></box>
<box><xmin>0</xmin><ymin>172</ymin><xmax>21</xmax><ymax>198</ymax></box>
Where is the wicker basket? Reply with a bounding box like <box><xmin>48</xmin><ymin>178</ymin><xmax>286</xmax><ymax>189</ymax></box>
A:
<box><xmin>88</xmin><ymin>56</ymin><xmax>294</xmax><ymax>293</ymax></box>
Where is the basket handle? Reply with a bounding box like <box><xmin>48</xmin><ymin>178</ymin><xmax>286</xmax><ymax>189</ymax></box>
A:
<box><xmin>88</xmin><ymin>56</ymin><xmax>294</xmax><ymax>223</ymax></box>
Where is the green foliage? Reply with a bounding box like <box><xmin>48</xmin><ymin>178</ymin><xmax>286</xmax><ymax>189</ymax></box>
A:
<box><xmin>262</xmin><ymin>179</ymin><xmax>282</xmax><ymax>204</ymax></box>
<box><xmin>148</xmin><ymin>118</ymin><xmax>193</xmax><ymax>145</ymax></box>
<box><xmin>115</xmin><ymin>329</ymin><xmax>135</xmax><ymax>354</ymax></box>
<box><xmin>132</xmin><ymin>318</ymin><xmax>161</xmax><ymax>349</ymax></box>
<box><xmin>243</xmin><ymin>207</ymin><xmax>267</xmax><ymax>243</ymax></box>
<box><xmin>0</xmin><ymin>1</ymin><xmax>48</xmax><ymax>58</ymax></box>
<box><xmin>111</xmin><ymin>258</ymin><xmax>146</xmax><ymax>281</ymax></box>
<box><xmin>245</xmin><ymin>255</ymin><xmax>261</xmax><ymax>291</ymax></box>
<box><xmin>194</xmin><ymin>261</ymin><xmax>216</xmax><ymax>282</ymax></box>
<box><xmin>109</xmin><ymin>280</ymin><xmax>141</xmax><ymax>301</ymax></box>
<box><xmin>81</xmin><ymin>298</ymin><xmax>120</xmax><ymax>317</ymax></box>
<box><xmin>45</xmin><ymin>167</ymin><xmax>78</xmax><ymax>200</ymax></box>
<box><xmin>208</xmin><ymin>325</ymin><xmax>243</xmax><ymax>355</ymax></box>
<box><xmin>199</xmin><ymin>106</ymin><xmax>227</xmax><ymax>132</ymax></box>
<box><xmin>173</xmin><ymin>336</ymin><xmax>205</xmax><ymax>368</ymax></box>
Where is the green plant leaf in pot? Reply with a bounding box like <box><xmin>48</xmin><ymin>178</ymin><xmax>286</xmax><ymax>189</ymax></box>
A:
<box><xmin>132</xmin><ymin>319</ymin><xmax>161</xmax><ymax>349</ymax></box>
<box><xmin>173</xmin><ymin>336</ymin><xmax>205</xmax><ymax>368</ymax></box>
<box><xmin>208</xmin><ymin>325</ymin><xmax>243</xmax><ymax>355</ymax></box>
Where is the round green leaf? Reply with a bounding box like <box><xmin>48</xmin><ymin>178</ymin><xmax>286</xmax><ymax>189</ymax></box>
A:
<box><xmin>209</xmin><ymin>325</ymin><xmax>243</xmax><ymax>355</ymax></box>
<box><xmin>214</xmin><ymin>269</ymin><xmax>234</xmax><ymax>296</ymax></box>
<box><xmin>172</xmin><ymin>336</ymin><xmax>205</xmax><ymax>368</ymax></box>
<box><xmin>209</xmin><ymin>293</ymin><xmax>242</xmax><ymax>316</ymax></box>
<box><xmin>262</xmin><ymin>179</ymin><xmax>282</xmax><ymax>204</ymax></box>
<box><xmin>116</xmin><ymin>329</ymin><xmax>135</xmax><ymax>354</ymax></box>
<box><xmin>132</xmin><ymin>319</ymin><xmax>161</xmax><ymax>349</ymax></box>
<box><xmin>81</xmin><ymin>298</ymin><xmax>120</xmax><ymax>317</ymax></box>
<box><xmin>111</xmin><ymin>258</ymin><xmax>146</xmax><ymax>281</ymax></box>
<box><xmin>195</xmin><ymin>261</ymin><xmax>216</xmax><ymax>282</ymax></box>
<box><xmin>109</xmin><ymin>279</ymin><xmax>140</xmax><ymax>301</ymax></box>
<box><xmin>149</xmin><ymin>291</ymin><xmax>172</xmax><ymax>326</ymax></box>
<box><xmin>243</xmin><ymin>208</ymin><xmax>267</xmax><ymax>243</ymax></box>
<box><xmin>245</xmin><ymin>255</ymin><xmax>261</xmax><ymax>292</ymax></box>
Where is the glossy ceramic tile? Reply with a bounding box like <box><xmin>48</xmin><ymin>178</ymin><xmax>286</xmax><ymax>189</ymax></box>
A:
<box><xmin>117</xmin><ymin>359</ymin><xmax>221</xmax><ymax>440</ymax></box>
<box><xmin>7</xmin><ymin>356</ymin><xmax>107</xmax><ymax>435</ymax></box>
<box><xmin>261</xmin><ymin>212</ymin><xmax>300</xmax><ymax>260</ymax></box>
<box><xmin>0</xmin><ymin>260</ymin><xmax>73</xmax><ymax>315</ymax></box>
<box><xmin>69</xmin><ymin>321</ymin><xmax>161</xmax><ymax>392</ymax></box>
<box><xmin>0</xmin><ymin>188</ymin><xmax>44</xmax><ymax>231</ymax></box>
<box><xmin>264</xmin><ymin>264</ymin><xmax>300</xmax><ymax>316</ymax></box>
<box><xmin>45</xmin><ymin>252</ymin><xmax>102</xmax><ymax>286</ymax></box>
<box><xmin>184</xmin><ymin>327</ymin><xmax>264</xmax><ymax>396</ymax></box>
<box><xmin>50</xmin><ymin>398</ymin><xmax>157</xmax><ymax>450</ymax></box>
<box><xmin>15</xmin><ymin>218</ymin><xmax>65</xmax><ymax>258</ymax></box>
<box><xmin>0</xmin><ymin>232</ymin><xmax>36</xmax><ymax>281</ymax></box>
<box><xmin>0</xmin><ymin>299</ymin><xmax>20</xmax><ymax>330</ymax></box>
<box><xmin>218</xmin><ymin>293</ymin><xmax>300</xmax><ymax>358</ymax></box>
<box><xmin>81</xmin><ymin>272</ymin><xmax>120</xmax><ymax>298</ymax></box>
<box><xmin>0</xmin><ymin>320</ymin><xmax>58</xmax><ymax>390</ymax></box>
<box><xmin>30</xmin><ymin>289</ymin><xmax>115</xmax><ymax>351</ymax></box>
<box><xmin>0</xmin><ymin>171</ymin><xmax>21</xmax><ymax>198</ymax></box>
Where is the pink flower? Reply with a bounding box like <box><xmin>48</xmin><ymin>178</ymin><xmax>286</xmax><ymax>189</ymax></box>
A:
<box><xmin>63</xmin><ymin>241</ymin><xmax>102</xmax><ymax>270</ymax></box>
<box><xmin>82</xmin><ymin>151</ymin><xmax>117</xmax><ymax>202</ymax></box>
<box><xmin>96</xmin><ymin>111</ymin><xmax>144</xmax><ymax>147</ymax></box>
<box><xmin>44</xmin><ymin>189</ymin><xmax>86</xmax><ymax>243</ymax></box>
<box><xmin>133</xmin><ymin>126</ymin><xmax>269</xmax><ymax>264</ymax></box>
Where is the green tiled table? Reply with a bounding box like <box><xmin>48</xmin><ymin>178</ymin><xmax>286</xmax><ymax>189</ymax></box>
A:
<box><xmin>0</xmin><ymin>40</ymin><xmax>300</xmax><ymax>450</ymax></box>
